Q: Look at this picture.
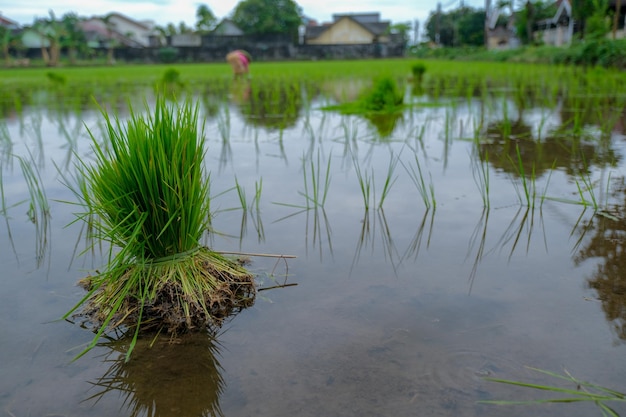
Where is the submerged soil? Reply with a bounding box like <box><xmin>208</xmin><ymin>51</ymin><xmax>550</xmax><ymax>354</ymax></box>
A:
<box><xmin>76</xmin><ymin>257</ymin><xmax>256</xmax><ymax>336</ymax></box>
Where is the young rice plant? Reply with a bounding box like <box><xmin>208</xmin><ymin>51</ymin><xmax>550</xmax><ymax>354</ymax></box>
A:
<box><xmin>64</xmin><ymin>97</ymin><xmax>254</xmax><ymax>361</ymax></box>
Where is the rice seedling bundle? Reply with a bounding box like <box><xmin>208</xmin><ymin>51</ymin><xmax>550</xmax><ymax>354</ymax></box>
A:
<box><xmin>65</xmin><ymin>97</ymin><xmax>254</xmax><ymax>359</ymax></box>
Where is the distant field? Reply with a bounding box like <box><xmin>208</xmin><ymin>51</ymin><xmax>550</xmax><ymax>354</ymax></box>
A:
<box><xmin>0</xmin><ymin>59</ymin><xmax>421</xmax><ymax>86</ymax></box>
<box><xmin>2</xmin><ymin>58</ymin><xmax>625</xmax><ymax>100</ymax></box>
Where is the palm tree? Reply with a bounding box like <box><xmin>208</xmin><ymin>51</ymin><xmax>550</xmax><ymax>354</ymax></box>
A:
<box><xmin>0</xmin><ymin>25</ymin><xmax>19</xmax><ymax>67</ymax></box>
<box><xmin>102</xmin><ymin>14</ymin><xmax>119</xmax><ymax>65</ymax></box>
<box><xmin>196</xmin><ymin>4</ymin><xmax>217</xmax><ymax>34</ymax></box>
<box><xmin>61</xmin><ymin>12</ymin><xmax>87</xmax><ymax>65</ymax></box>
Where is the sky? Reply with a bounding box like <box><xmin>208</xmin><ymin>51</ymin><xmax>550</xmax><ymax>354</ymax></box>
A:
<box><xmin>0</xmin><ymin>0</ymin><xmax>484</xmax><ymax>30</ymax></box>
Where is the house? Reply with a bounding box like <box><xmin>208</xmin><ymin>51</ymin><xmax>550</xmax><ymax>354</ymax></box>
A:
<box><xmin>0</xmin><ymin>13</ymin><xmax>20</xmax><ymax>29</ymax></box>
<box><xmin>213</xmin><ymin>19</ymin><xmax>244</xmax><ymax>36</ymax></box>
<box><xmin>81</xmin><ymin>12</ymin><xmax>156</xmax><ymax>48</ymax></box>
<box><xmin>20</xmin><ymin>28</ymin><xmax>50</xmax><ymax>49</ymax></box>
<box><xmin>485</xmin><ymin>6</ymin><xmax>521</xmax><ymax>49</ymax></box>
<box><xmin>534</xmin><ymin>0</ymin><xmax>574</xmax><ymax>46</ymax></box>
<box><xmin>305</xmin><ymin>12</ymin><xmax>391</xmax><ymax>45</ymax></box>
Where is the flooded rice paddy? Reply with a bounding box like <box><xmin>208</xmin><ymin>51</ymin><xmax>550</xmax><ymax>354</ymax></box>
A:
<box><xmin>1</xmin><ymin>66</ymin><xmax>626</xmax><ymax>417</ymax></box>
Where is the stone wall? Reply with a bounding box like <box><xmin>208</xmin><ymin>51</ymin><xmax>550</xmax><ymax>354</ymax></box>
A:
<box><xmin>21</xmin><ymin>34</ymin><xmax>406</xmax><ymax>63</ymax></box>
<box><xmin>144</xmin><ymin>33</ymin><xmax>405</xmax><ymax>62</ymax></box>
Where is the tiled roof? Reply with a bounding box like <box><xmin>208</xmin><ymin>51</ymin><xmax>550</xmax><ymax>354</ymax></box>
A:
<box><xmin>306</xmin><ymin>14</ymin><xmax>390</xmax><ymax>40</ymax></box>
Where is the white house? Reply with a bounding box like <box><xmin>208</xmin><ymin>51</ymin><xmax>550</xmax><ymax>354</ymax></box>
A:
<box><xmin>83</xmin><ymin>12</ymin><xmax>156</xmax><ymax>48</ymax></box>
<box><xmin>534</xmin><ymin>0</ymin><xmax>574</xmax><ymax>46</ymax></box>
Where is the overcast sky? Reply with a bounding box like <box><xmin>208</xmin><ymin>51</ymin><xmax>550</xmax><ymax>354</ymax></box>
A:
<box><xmin>1</xmin><ymin>0</ymin><xmax>484</xmax><ymax>30</ymax></box>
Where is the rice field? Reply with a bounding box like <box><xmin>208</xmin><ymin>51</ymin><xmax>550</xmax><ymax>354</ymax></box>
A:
<box><xmin>1</xmin><ymin>58</ymin><xmax>625</xmax><ymax>417</ymax></box>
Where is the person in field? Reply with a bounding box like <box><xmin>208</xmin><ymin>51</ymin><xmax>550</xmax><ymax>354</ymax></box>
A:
<box><xmin>226</xmin><ymin>50</ymin><xmax>251</xmax><ymax>79</ymax></box>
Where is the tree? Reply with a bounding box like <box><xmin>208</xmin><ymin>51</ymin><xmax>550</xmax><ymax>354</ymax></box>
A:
<box><xmin>33</xmin><ymin>10</ymin><xmax>63</xmax><ymax>66</ymax></box>
<box><xmin>585</xmin><ymin>0</ymin><xmax>610</xmax><ymax>39</ymax></box>
<box><xmin>515</xmin><ymin>0</ymin><xmax>535</xmax><ymax>44</ymax></box>
<box><xmin>60</xmin><ymin>12</ymin><xmax>87</xmax><ymax>65</ymax></box>
<box><xmin>178</xmin><ymin>21</ymin><xmax>193</xmax><ymax>34</ymax></box>
<box><xmin>457</xmin><ymin>8</ymin><xmax>486</xmax><ymax>46</ymax></box>
<box><xmin>572</xmin><ymin>0</ymin><xmax>596</xmax><ymax>38</ymax></box>
<box><xmin>425</xmin><ymin>6</ymin><xmax>485</xmax><ymax>46</ymax></box>
<box><xmin>389</xmin><ymin>22</ymin><xmax>412</xmax><ymax>46</ymax></box>
<box><xmin>165</xmin><ymin>23</ymin><xmax>178</xmax><ymax>36</ymax></box>
<box><xmin>231</xmin><ymin>0</ymin><xmax>302</xmax><ymax>37</ymax></box>
<box><xmin>0</xmin><ymin>25</ymin><xmax>20</xmax><ymax>66</ymax></box>
<box><xmin>425</xmin><ymin>8</ymin><xmax>454</xmax><ymax>45</ymax></box>
<box><xmin>102</xmin><ymin>14</ymin><xmax>119</xmax><ymax>65</ymax></box>
<box><xmin>196</xmin><ymin>4</ymin><xmax>217</xmax><ymax>33</ymax></box>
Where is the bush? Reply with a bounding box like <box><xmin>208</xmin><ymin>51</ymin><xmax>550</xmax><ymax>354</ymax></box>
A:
<box><xmin>161</xmin><ymin>68</ymin><xmax>182</xmax><ymax>85</ymax></box>
<box><xmin>411</xmin><ymin>62</ymin><xmax>427</xmax><ymax>81</ymax></box>
<box><xmin>157</xmin><ymin>47</ymin><xmax>179</xmax><ymax>63</ymax></box>
<box><xmin>361</xmin><ymin>76</ymin><xmax>404</xmax><ymax>112</ymax></box>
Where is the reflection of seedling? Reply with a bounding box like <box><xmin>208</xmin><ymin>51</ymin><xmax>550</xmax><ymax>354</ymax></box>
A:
<box><xmin>508</xmin><ymin>144</ymin><xmax>537</xmax><ymax>207</ymax></box>
<box><xmin>411</xmin><ymin>62</ymin><xmax>426</xmax><ymax>83</ymax></box>
<box><xmin>401</xmin><ymin>152</ymin><xmax>436</xmax><ymax>209</ymax></box>
<box><xmin>16</xmin><ymin>151</ymin><xmax>51</xmax><ymax>267</ymax></box>
<box><xmin>234</xmin><ymin>177</ymin><xmax>265</xmax><ymax>244</ymax></box>
<box><xmin>471</xmin><ymin>138</ymin><xmax>490</xmax><ymax>209</ymax></box>
<box><xmin>300</xmin><ymin>150</ymin><xmax>332</xmax><ymax>210</ymax></box>
<box><xmin>352</xmin><ymin>208</ymin><xmax>401</xmax><ymax>274</ymax></box>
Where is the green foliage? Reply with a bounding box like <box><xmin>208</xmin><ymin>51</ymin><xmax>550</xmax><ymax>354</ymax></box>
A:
<box><xmin>321</xmin><ymin>76</ymin><xmax>405</xmax><ymax>124</ymax></box>
<box><xmin>586</xmin><ymin>0</ymin><xmax>611</xmax><ymax>39</ymax></box>
<box><xmin>157</xmin><ymin>47</ymin><xmax>179</xmax><ymax>63</ymax></box>
<box><xmin>63</xmin><ymin>97</ymin><xmax>253</xmax><ymax>360</ymax></box>
<box><xmin>161</xmin><ymin>68</ymin><xmax>182</xmax><ymax>85</ymax></box>
<box><xmin>195</xmin><ymin>4</ymin><xmax>217</xmax><ymax>33</ymax></box>
<box><xmin>408</xmin><ymin>40</ymin><xmax>626</xmax><ymax>69</ymax></box>
<box><xmin>232</xmin><ymin>0</ymin><xmax>302</xmax><ymax>37</ymax></box>
<box><xmin>572</xmin><ymin>0</ymin><xmax>598</xmax><ymax>38</ymax></box>
<box><xmin>411</xmin><ymin>62</ymin><xmax>427</xmax><ymax>81</ymax></box>
<box><xmin>60</xmin><ymin>12</ymin><xmax>88</xmax><ymax>63</ymax></box>
<box><xmin>425</xmin><ymin>6</ymin><xmax>485</xmax><ymax>46</ymax></box>
<box><xmin>389</xmin><ymin>22</ymin><xmax>412</xmax><ymax>45</ymax></box>
<box><xmin>569</xmin><ymin>38</ymin><xmax>626</xmax><ymax>67</ymax></box>
<box><xmin>157</xmin><ymin>68</ymin><xmax>184</xmax><ymax>95</ymax></box>
<box><xmin>81</xmin><ymin>98</ymin><xmax>210</xmax><ymax>259</ymax></box>
<box><xmin>456</xmin><ymin>9</ymin><xmax>486</xmax><ymax>46</ymax></box>
<box><xmin>0</xmin><ymin>24</ymin><xmax>23</xmax><ymax>64</ymax></box>
<box><xmin>515</xmin><ymin>0</ymin><xmax>557</xmax><ymax>44</ymax></box>
<box><xmin>361</xmin><ymin>77</ymin><xmax>404</xmax><ymax>112</ymax></box>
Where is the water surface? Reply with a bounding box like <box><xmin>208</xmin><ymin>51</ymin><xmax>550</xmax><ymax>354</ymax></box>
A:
<box><xmin>1</xmin><ymin>78</ymin><xmax>625</xmax><ymax>417</ymax></box>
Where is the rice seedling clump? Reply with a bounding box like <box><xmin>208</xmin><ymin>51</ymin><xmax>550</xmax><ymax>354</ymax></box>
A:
<box><xmin>360</xmin><ymin>76</ymin><xmax>404</xmax><ymax>112</ymax></box>
<box><xmin>66</xmin><ymin>97</ymin><xmax>254</xmax><ymax>358</ymax></box>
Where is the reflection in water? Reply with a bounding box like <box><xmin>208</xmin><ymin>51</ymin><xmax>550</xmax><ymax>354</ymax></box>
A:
<box><xmin>576</xmin><ymin>179</ymin><xmax>626</xmax><ymax>342</ymax></box>
<box><xmin>274</xmin><ymin>206</ymin><xmax>333</xmax><ymax>261</ymax></box>
<box><xmin>465</xmin><ymin>207</ymin><xmax>550</xmax><ymax>294</ymax></box>
<box><xmin>467</xmin><ymin>208</ymin><xmax>490</xmax><ymax>293</ymax></box>
<box><xmin>403</xmin><ymin>209</ymin><xmax>436</xmax><ymax>262</ymax></box>
<box><xmin>353</xmin><ymin>208</ymin><xmax>400</xmax><ymax>274</ymax></box>
<box><xmin>237</xmin><ymin>80</ymin><xmax>303</xmax><ymax>130</ymax></box>
<box><xmin>496</xmin><ymin>207</ymin><xmax>547</xmax><ymax>260</ymax></box>
<box><xmin>86</xmin><ymin>333</ymin><xmax>225</xmax><ymax>417</ymax></box>
<box><xmin>480</xmin><ymin>120</ymin><xmax>618</xmax><ymax>178</ymax></box>
<box><xmin>365</xmin><ymin>112</ymin><xmax>403</xmax><ymax>138</ymax></box>
<box><xmin>16</xmin><ymin>152</ymin><xmax>51</xmax><ymax>269</ymax></box>
<box><xmin>319</xmin><ymin>78</ymin><xmax>368</xmax><ymax>104</ymax></box>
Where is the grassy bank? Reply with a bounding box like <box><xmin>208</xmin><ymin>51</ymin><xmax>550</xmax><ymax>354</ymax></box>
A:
<box><xmin>410</xmin><ymin>38</ymin><xmax>626</xmax><ymax>69</ymax></box>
